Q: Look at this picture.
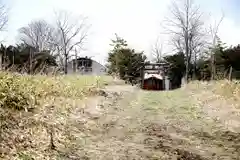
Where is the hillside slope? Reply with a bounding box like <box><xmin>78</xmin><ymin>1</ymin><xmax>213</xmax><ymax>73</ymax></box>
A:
<box><xmin>0</xmin><ymin>74</ymin><xmax>240</xmax><ymax>159</ymax></box>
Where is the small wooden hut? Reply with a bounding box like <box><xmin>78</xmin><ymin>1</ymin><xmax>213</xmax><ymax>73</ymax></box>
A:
<box><xmin>140</xmin><ymin>62</ymin><xmax>170</xmax><ymax>91</ymax></box>
<box><xmin>143</xmin><ymin>73</ymin><xmax>163</xmax><ymax>90</ymax></box>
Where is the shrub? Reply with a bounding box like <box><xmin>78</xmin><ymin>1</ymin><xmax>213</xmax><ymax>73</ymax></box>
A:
<box><xmin>0</xmin><ymin>73</ymin><xmax>36</xmax><ymax>111</ymax></box>
<box><xmin>0</xmin><ymin>72</ymin><xmax>113</xmax><ymax>111</ymax></box>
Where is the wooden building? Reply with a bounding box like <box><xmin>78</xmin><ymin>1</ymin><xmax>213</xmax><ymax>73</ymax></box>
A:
<box><xmin>140</xmin><ymin>63</ymin><xmax>170</xmax><ymax>91</ymax></box>
<box><xmin>143</xmin><ymin>73</ymin><xmax>164</xmax><ymax>90</ymax></box>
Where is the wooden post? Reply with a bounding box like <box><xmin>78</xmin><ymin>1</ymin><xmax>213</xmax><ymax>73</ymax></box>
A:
<box><xmin>165</xmin><ymin>75</ymin><xmax>170</xmax><ymax>90</ymax></box>
<box><xmin>211</xmin><ymin>53</ymin><xmax>216</xmax><ymax>80</ymax></box>
<box><xmin>12</xmin><ymin>51</ymin><xmax>15</xmax><ymax>66</ymax></box>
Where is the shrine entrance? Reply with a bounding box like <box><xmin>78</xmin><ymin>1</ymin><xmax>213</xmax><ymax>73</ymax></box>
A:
<box><xmin>140</xmin><ymin>62</ymin><xmax>170</xmax><ymax>91</ymax></box>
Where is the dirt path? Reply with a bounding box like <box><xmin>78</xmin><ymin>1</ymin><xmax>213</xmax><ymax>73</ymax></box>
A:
<box><xmin>78</xmin><ymin>83</ymin><xmax>240</xmax><ymax>160</ymax></box>
<box><xmin>55</xmin><ymin>83</ymin><xmax>240</xmax><ymax>160</ymax></box>
<box><xmin>5</xmin><ymin>82</ymin><xmax>240</xmax><ymax>159</ymax></box>
<box><xmin>45</xmin><ymin>84</ymin><xmax>142</xmax><ymax>160</ymax></box>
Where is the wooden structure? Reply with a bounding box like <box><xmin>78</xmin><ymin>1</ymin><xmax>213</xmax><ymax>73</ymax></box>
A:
<box><xmin>140</xmin><ymin>62</ymin><xmax>170</xmax><ymax>90</ymax></box>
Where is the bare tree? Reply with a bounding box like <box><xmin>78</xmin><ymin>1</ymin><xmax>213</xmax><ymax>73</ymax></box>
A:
<box><xmin>163</xmin><ymin>0</ymin><xmax>205</xmax><ymax>82</ymax></box>
<box><xmin>53</xmin><ymin>10</ymin><xmax>90</xmax><ymax>74</ymax></box>
<box><xmin>151</xmin><ymin>37</ymin><xmax>165</xmax><ymax>63</ymax></box>
<box><xmin>0</xmin><ymin>1</ymin><xmax>9</xmax><ymax>70</ymax></box>
<box><xmin>208</xmin><ymin>13</ymin><xmax>224</xmax><ymax>80</ymax></box>
<box><xmin>0</xmin><ymin>2</ymin><xmax>8</xmax><ymax>32</ymax></box>
<box><xmin>18</xmin><ymin>20</ymin><xmax>55</xmax><ymax>52</ymax></box>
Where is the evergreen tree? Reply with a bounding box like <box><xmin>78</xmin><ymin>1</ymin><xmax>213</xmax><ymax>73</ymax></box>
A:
<box><xmin>107</xmin><ymin>34</ymin><xmax>147</xmax><ymax>82</ymax></box>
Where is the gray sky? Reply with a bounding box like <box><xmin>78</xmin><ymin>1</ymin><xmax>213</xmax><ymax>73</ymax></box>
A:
<box><xmin>1</xmin><ymin>0</ymin><xmax>240</xmax><ymax>64</ymax></box>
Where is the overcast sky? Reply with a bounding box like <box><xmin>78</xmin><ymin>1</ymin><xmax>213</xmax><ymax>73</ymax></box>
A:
<box><xmin>1</xmin><ymin>0</ymin><xmax>240</xmax><ymax>64</ymax></box>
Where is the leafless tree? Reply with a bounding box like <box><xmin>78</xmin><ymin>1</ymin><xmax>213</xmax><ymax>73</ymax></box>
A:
<box><xmin>0</xmin><ymin>2</ymin><xmax>8</xmax><ymax>32</ymax></box>
<box><xmin>163</xmin><ymin>0</ymin><xmax>205</xmax><ymax>82</ymax></box>
<box><xmin>53</xmin><ymin>10</ymin><xmax>90</xmax><ymax>74</ymax></box>
<box><xmin>208</xmin><ymin>13</ymin><xmax>224</xmax><ymax>80</ymax></box>
<box><xmin>18</xmin><ymin>20</ymin><xmax>55</xmax><ymax>52</ymax></box>
<box><xmin>151</xmin><ymin>37</ymin><xmax>165</xmax><ymax>63</ymax></box>
<box><xmin>0</xmin><ymin>1</ymin><xmax>9</xmax><ymax>69</ymax></box>
<box><xmin>18</xmin><ymin>20</ymin><xmax>56</xmax><ymax>75</ymax></box>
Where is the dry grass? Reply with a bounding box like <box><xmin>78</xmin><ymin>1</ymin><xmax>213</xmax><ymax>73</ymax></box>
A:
<box><xmin>186</xmin><ymin>80</ymin><xmax>240</xmax><ymax>102</ymax></box>
<box><xmin>0</xmin><ymin>72</ymin><xmax>113</xmax><ymax>159</ymax></box>
<box><xmin>1</xmin><ymin>74</ymin><xmax>240</xmax><ymax>160</ymax></box>
<box><xmin>131</xmin><ymin>81</ymin><xmax>240</xmax><ymax>159</ymax></box>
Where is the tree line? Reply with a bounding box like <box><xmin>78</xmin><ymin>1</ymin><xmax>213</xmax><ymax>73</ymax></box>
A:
<box><xmin>0</xmin><ymin>44</ymin><xmax>57</xmax><ymax>74</ymax></box>
<box><xmin>107</xmin><ymin>34</ymin><xmax>240</xmax><ymax>88</ymax></box>
<box><xmin>0</xmin><ymin>0</ymin><xmax>239</xmax><ymax>81</ymax></box>
<box><xmin>106</xmin><ymin>0</ymin><xmax>240</xmax><ymax>88</ymax></box>
<box><xmin>0</xmin><ymin>2</ymin><xmax>90</xmax><ymax>74</ymax></box>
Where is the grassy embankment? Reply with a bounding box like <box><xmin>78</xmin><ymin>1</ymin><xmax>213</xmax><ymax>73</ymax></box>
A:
<box><xmin>0</xmin><ymin>72</ymin><xmax>113</xmax><ymax>159</ymax></box>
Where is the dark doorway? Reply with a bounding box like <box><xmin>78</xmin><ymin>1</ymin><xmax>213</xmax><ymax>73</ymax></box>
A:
<box><xmin>143</xmin><ymin>77</ymin><xmax>163</xmax><ymax>90</ymax></box>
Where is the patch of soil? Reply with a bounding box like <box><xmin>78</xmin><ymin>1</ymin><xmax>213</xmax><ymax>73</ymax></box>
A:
<box><xmin>143</xmin><ymin>123</ymin><xmax>207</xmax><ymax>160</ymax></box>
<box><xmin>192</xmin><ymin>130</ymin><xmax>240</xmax><ymax>150</ymax></box>
<box><xmin>217</xmin><ymin>130</ymin><xmax>240</xmax><ymax>142</ymax></box>
<box><xmin>193</xmin><ymin>130</ymin><xmax>240</xmax><ymax>141</ymax></box>
<box><xmin>96</xmin><ymin>89</ymin><xmax>108</xmax><ymax>97</ymax></box>
<box><xmin>175</xmin><ymin>148</ymin><xmax>206</xmax><ymax>160</ymax></box>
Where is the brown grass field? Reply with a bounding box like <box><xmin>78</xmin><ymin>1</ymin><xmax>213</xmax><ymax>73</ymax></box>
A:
<box><xmin>0</xmin><ymin>72</ymin><xmax>240</xmax><ymax>160</ymax></box>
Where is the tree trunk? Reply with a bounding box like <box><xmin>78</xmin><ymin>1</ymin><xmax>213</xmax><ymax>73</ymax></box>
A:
<box><xmin>75</xmin><ymin>48</ymin><xmax>78</xmax><ymax>73</ymax></box>
<box><xmin>64</xmin><ymin>54</ymin><xmax>68</xmax><ymax>74</ymax></box>
<box><xmin>0</xmin><ymin>54</ymin><xmax>2</xmax><ymax>70</ymax></box>
<box><xmin>228</xmin><ymin>66</ymin><xmax>233</xmax><ymax>81</ymax></box>
<box><xmin>185</xmin><ymin>61</ymin><xmax>189</xmax><ymax>83</ymax></box>
<box><xmin>3</xmin><ymin>48</ymin><xmax>6</xmax><ymax>71</ymax></box>
<box><xmin>29</xmin><ymin>48</ymin><xmax>33</xmax><ymax>75</ymax></box>
<box><xmin>185</xmin><ymin>0</ymin><xmax>189</xmax><ymax>83</ymax></box>
<box><xmin>185</xmin><ymin>37</ymin><xmax>189</xmax><ymax>83</ymax></box>
<box><xmin>211</xmin><ymin>53</ymin><xmax>216</xmax><ymax>80</ymax></box>
<box><xmin>194</xmin><ymin>49</ymin><xmax>197</xmax><ymax>80</ymax></box>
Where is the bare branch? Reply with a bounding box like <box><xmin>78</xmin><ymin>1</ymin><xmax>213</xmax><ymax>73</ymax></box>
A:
<box><xmin>53</xmin><ymin>10</ymin><xmax>90</xmax><ymax>74</ymax></box>
<box><xmin>151</xmin><ymin>37</ymin><xmax>165</xmax><ymax>63</ymax></box>
<box><xmin>163</xmin><ymin>0</ymin><xmax>205</xmax><ymax>82</ymax></box>
<box><xmin>0</xmin><ymin>2</ymin><xmax>8</xmax><ymax>32</ymax></box>
<box><xmin>18</xmin><ymin>20</ymin><xmax>55</xmax><ymax>52</ymax></box>
<box><xmin>207</xmin><ymin>11</ymin><xmax>224</xmax><ymax>80</ymax></box>
<box><xmin>210</xmin><ymin>12</ymin><xmax>224</xmax><ymax>46</ymax></box>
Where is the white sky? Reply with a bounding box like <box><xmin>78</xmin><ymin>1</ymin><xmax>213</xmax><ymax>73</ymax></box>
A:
<box><xmin>1</xmin><ymin>0</ymin><xmax>240</xmax><ymax>64</ymax></box>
